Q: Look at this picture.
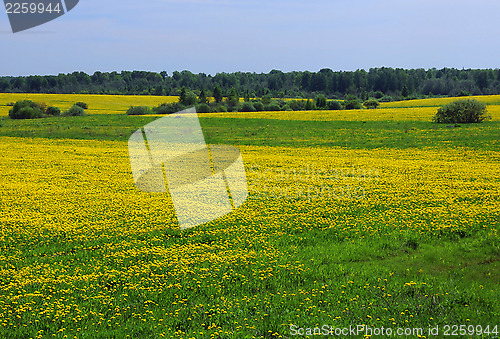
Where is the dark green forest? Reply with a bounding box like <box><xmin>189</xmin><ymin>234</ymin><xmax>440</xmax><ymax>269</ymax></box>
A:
<box><xmin>1</xmin><ymin>68</ymin><xmax>499</xmax><ymax>100</ymax></box>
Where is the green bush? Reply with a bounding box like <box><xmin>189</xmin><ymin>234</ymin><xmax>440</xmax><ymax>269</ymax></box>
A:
<box><xmin>46</xmin><ymin>106</ymin><xmax>61</xmax><ymax>116</ymax></box>
<box><xmin>75</xmin><ymin>102</ymin><xmax>88</xmax><ymax>109</ymax></box>
<box><xmin>433</xmin><ymin>99</ymin><xmax>490</xmax><ymax>123</ymax></box>
<box><xmin>363</xmin><ymin>99</ymin><xmax>380</xmax><ymax>109</ymax></box>
<box><xmin>126</xmin><ymin>106</ymin><xmax>151</xmax><ymax>115</ymax></box>
<box><xmin>239</xmin><ymin>102</ymin><xmax>256</xmax><ymax>112</ymax></box>
<box><xmin>64</xmin><ymin>104</ymin><xmax>86</xmax><ymax>116</ymax></box>
<box><xmin>153</xmin><ymin>102</ymin><xmax>185</xmax><ymax>114</ymax></box>
<box><xmin>18</xmin><ymin>107</ymin><xmax>38</xmax><ymax>119</ymax></box>
<box><xmin>154</xmin><ymin>105</ymin><xmax>169</xmax><ymax>114</ymax></box>
<box><xmin>264</xmin><ymin>102</ymin><xmax>281</xmax><ymax>111</ymax></box>
<box><xmin>287</xmin><ymin>100</ymin><xmax>306</xmax><ymax>111</ymax></box>
<box><xmin>304</xmin><ymin>99</ymin><xmax>315</xmax><ymax>110</ymax></box>
<box><xmin>343</xmin><ymin>96</ymin><xmax>363</xmax><ymax>110</ymax></box>
<box><xmin>9</xmin><ymin>100</ymin><xmax>44</xmax><ymax>119</ymax></box>
<box><xmin>327</xmin><ymin>100</ymin><xmax>343</xmax><ymax>110</ymax></box>
<box><xmin>261</xmin><ymin>95</ymin><xmax>272</xmax><ymax>105</ymax></box>
<box><xmin>253</xmin><ymin>101</ymin><xmax>264</xmax><ymax>111</ymax></box>
<box><xmin>379</xmin><ymin>95</ymin><xmax>393</xmax><ymax>102</ymax></box>
<box><xmin>214</xmin><ymin>104</ymin><xmax>228</xmax><ymax>113</ymax></box>
<box><xmin>195</xmin><ymin>103</ymin><xmax>211</xmax><ymax>113</ymax></box>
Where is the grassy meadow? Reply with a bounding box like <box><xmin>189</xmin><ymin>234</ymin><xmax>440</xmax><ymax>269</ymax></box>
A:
<box><xmin>0</xmin><ymin>93</ymin><xmax>499</xmax><ymax>338</ymax></box>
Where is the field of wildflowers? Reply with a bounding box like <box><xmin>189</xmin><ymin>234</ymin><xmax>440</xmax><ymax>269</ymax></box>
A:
<box><xmin>0</xmin><ymin>94</ymin><xmax>498</xmax><ymax>338</ymax></box>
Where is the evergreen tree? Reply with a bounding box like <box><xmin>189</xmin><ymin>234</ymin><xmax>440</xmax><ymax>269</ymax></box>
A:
<box><xmin>213</xmin><ymin>86</ymin><xmax>223</xmax><ymax>103</ymax></box>
<box><xmin>179</xmin><ymin>87</ymin><xmax>187</xmax><ymax>105</ymax></box>
<box><xmin>198</xmin><ymin>89</ymin><xmax>207</xmax><ymax>104</ymax></box>
<box><xmin>402</xmin><ymin>85</ymin><xmax>409</xmax><ymax>98</ymax></box>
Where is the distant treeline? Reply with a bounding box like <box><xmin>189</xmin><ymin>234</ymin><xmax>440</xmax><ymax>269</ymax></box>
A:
<box><xmin>1</xmin><ymin>68</ymin><xmax>499</xmax><ymax>100</ymax></box>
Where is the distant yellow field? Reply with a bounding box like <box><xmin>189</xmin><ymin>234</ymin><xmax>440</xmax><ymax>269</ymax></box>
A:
<box><xmin>1</xmin><ymin>93</ymin><xmax>499</xmax><ymax>122</ymax></box>
<box><xmin>380</xmin><ymin>95</ymin><xmax>500</xmax><ymax>108</ymax></box>
<box><xmin>210</xmin><ymin>105</ymin><xmax>500</xmax><ymax>122</ymax></box>
<box><xmin>0</xmin><ymin>93</ymin><xmax>178</xmax><ymax>117</ymax></box>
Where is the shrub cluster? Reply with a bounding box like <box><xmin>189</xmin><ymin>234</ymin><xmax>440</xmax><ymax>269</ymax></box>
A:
<box><xmin>125</xmin><ymin>95</ymin><xmax>356</xmax><ymax>115</ymax></box>
<box><xmin>343</xmin><ymin>95</ymin><xmax>363</xmax><ymax>110</ymax></box>
<box><xmin>126</xmin><ymin>106</ymin><xmax>151</xmax><ymax>115</ymax></box>
<box><xmin>8</xmin><ymin>100</ymin><xmax>88</xmax><ymax>119</ymax></box>
<box><xmin>46</xmin><ymin>106</ymin><xmax>61</xmax><ymax>116</ymax></box>
<box><xmin>9</xmin><ymin>100</ymin><xmax>60</xmax><ymax>119</ymax></box>
<box><xmin>363</xmin><ymin>99</ymin><xmax>380</xmax><ymax>109</ymax></box>
<box><xmin>75</xmin><ymin>102</ymin><xmax>89</xmax><ymax>109</ymax></box>
<box><xmin>433</xmin><ymin>99</ymin><xmax>490</xmax><ymax>123</ymax></box>
<box><xmin>64</xmin><ymin>104</ymin><xmax>86</xmax><ymax>116</ymax></box>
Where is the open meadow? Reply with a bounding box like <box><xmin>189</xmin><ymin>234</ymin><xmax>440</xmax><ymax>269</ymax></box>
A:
<box><xmin>0</xmin><ymin>94</ymin><xmax>499</xmax><ymax>338</ymax></box>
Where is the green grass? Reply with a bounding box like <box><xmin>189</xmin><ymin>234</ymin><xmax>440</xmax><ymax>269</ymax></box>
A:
<box><xmin>1</xmin><ymin>115</ymin><xmax>499</xmax><ymax>151</ymax></box>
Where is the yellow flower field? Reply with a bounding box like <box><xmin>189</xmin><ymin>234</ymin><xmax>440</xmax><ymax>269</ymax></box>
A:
<box><xmin>0</xmin><ymin>94</ymin><xmax>178</xmax><ymax>117</ymax></box>
<box><xmin>207</xmin><ymin>106</ymin><xmax>500</xmax><ymax>122</ymax></box>
<box><xmin>1</xmin><ymin>132</ymin><xmax>499</xmax><ymax>337</ymax></box>
<box><xmin>380</xmin><ymin>95</ymin><xmax>500</xmax><ymax>108</ymax></box>
<box><xmin>0</xmin><ymin>93</ymin><xmax>499</xmax><ymax>337</ymax></box>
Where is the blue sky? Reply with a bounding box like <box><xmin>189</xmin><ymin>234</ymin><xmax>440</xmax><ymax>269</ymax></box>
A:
<box><xmin>1</xmin><ymin>0</ymin><xmax>499</xmax><ymax>76</ymax></box>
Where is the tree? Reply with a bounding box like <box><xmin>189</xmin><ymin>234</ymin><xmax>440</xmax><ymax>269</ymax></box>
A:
<box><xmin>2</xmin><ymin>67</ymin><xmax>500</xmax><ymax>100</ymax></box>
<box><xmin>474</xmin><ymin>71</ymin><xmax>489</xmax><ymax>91</ymax></box>
<box><xmin>154</xmin><ymin>86</ymin><xmax>165</xmax><ymax>96</ymax></box>
<box><xmin>433</xmin><ymin>99</ymin><xmax>490</xmax><ymax>123</ymax></box>
<box><xmin>213</xmin><ymin>86</ymin><xmax>223</xmax><ymax>103</ymax></box>
<box><xmin>0</xmin><ymin>78</ymin><xmax>10</xmax><ymax>92</ymax></box>
<box><xmin>402</xmin><ymin>85</ymin><xmax>409</xmax><ymax>98</ymax></box>
<box><xmin>179</xmin><ymin>87</ymin><xmax>197</xmax><ymax>106</ymax></box>
<box><xmin>243</xmin><ymin>91</ymin><xmax>251</xmax><ymax>102</ymax></box>
<box><xmin>179</xmin><ymin>87</ymin><xmax>187</xmax><ymax>105</ymax></box>
<box><xmin>314</xmin><ymin>94</ymin><xmax>327</xmax><ymax>109</ymax></box>
<box><xmin>226</xmin><ymin>88</ymin><xmax>240</xmax><ymax>110</ymax></box>
<box><xmin>198</xmin><ymin>89</ymin><xmax>208</xmax><ymax>104</ymax></box>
